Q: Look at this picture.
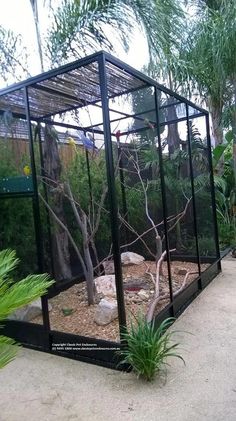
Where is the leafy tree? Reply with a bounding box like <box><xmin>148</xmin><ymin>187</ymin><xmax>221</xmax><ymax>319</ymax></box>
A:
<box><xmin>0</xmin><ymin>26</ymin><xmax>29</xmax><ymax>84</ymax></box>
<box><xmin>176</xmin><ymin>0</ymin><xmax>236</xmax><ymax>146</ymax></box>
<box><xmin>47</xmin><ymin>0</ymin><xmax>184</xmax><ymax>65</ymax></box>
<box><xmin>131</xmin><ymin>85</ymin><xmax>166</xmax><ymax>145</ymax></box>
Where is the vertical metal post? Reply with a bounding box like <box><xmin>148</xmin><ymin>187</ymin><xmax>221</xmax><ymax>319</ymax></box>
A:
<box><xmin>37</xmin><ymin>123</ymin><xmax>56</xmax><ymax>279</ymax></box>
<box><xmin>154</xmin><ymin>87</ymin><xmax>174</xmax><ymax>311</ymax></box>
<box><xmin>98</xmin><ymin>55</ymin><xmax>126</xmax><ymax>334</ymax></box>
<box><xmin>24</xmin><ymin>87</ymin><xmax>51</xmax><ymax>346</ymax></box>
<box><xmin>186</xmin><ymin>106</ymin><xmax>201</xmax><ymax>279</ymax></box>
<box><xmin>205</xmin><ymin>113</ymin><xmax>221</xmax><ymax>268</ymax></box>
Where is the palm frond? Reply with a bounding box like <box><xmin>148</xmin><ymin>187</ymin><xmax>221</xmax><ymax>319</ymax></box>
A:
<box><xmin>0</xmin><ymin>274</ymin><xmax>54</xmax><ymax>321</ymax></box>
<box><xmin>48</xmin><ymin>0</ymin><xmax>185</xmax><ymax>65</ymax></box>
<box><xmin>0</xmin><ymin>336</ymin><xmax>18</xmax><ymax>369</ymax></box>
<box><xmin>0</xmin><ymin>249</ymin><xmax>19</xmax><ymax>281</ymax></box>
<box><xmin>0</xmin><ymin>249</ymin><xmax>54</xmax><ymax>368</ymax></box>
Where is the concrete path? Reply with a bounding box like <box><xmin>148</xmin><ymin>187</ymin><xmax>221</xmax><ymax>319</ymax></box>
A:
<box><xmin>1</xmin><ymin>257</ymin><xmax>236</xmax><ymax>421</ymax></box>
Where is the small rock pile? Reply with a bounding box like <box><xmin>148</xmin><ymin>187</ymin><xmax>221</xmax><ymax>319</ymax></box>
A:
<box><xmin>94</xmin><ymin>252</ymin><xmax>146</xmax><ymax>325</ymax></box>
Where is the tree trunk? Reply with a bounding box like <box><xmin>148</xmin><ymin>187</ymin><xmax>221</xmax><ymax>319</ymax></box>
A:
<box><xmin>30</xmin><ymin>0</ymin><xmax>44</xmax><ymax>71</ymax></box>
<box><xmin>166</xmin><ymin>98</ymin><xmax>180</xmax><ymax>155</ymax></box>
<box><xmin>208</xmin><ymin>99</ymin><xmax>223</xmax><ymax>146</ymax></box>
<box><xmin>155</xmin><ymin>234</ymin><xmax>162</xmax><ymax>262</ymax></box>
<box><xmin>84</xmin><ymin>244</ymin><xmax>95</xmax><ymax>305</ymax></box>
<box><xmin>43</xmin><ymin>125</ymin><xmax>72</xmax><ymax>281</ymax></box>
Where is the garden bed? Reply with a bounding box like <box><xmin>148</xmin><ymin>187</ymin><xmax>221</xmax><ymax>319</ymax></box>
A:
<box><xmin>33</xmin><ymin>260</ymin><xmax>209</xmax><ymax>342</ymax></box>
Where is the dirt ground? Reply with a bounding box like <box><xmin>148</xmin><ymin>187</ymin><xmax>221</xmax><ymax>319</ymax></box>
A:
<box><xmin>33</xmin><ymin>260</ymin><xmax>209</xmax><ymax>341</ymax></box>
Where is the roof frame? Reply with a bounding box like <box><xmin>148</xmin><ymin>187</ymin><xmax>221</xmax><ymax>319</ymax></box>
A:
<box><xmin>0</xmin><ymin>50</ymin><xmax>207</xmax><ymax>123</ymax></box>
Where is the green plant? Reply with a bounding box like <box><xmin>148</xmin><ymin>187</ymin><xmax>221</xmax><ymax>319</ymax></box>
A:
<box><xmin>218</xmin><ymin>221</ymin><xmax>236</xmax><ymax>248</ymax></box>
<box><xmin>184</xmin><ymin>235</ymin><xmax>217</xmax><ymax>256</ymax></box>
<box><xmin>118</xmin><ymin>316</ymin><xmax>184</xmax><ymax>381</ymax></box>
<box><xmin>0</xmin><ymin>249</ymin><xmax>54</xmax><ymax>369</ymax></box>
<box><xmin>0</xmin><ymin>138</ymin><xmax>41</xmax><ymax>276</ymax></box>
<box><xmin>214</xmin><ymin>131</ymin><xmax>236</xmax><ymax>248</ymax></box>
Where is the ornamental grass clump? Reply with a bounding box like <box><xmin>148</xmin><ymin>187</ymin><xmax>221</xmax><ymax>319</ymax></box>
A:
<box><xmin>119</xmin><ymin>316</ymin><xmax>184</xmax><ymax>381</ymax></box>
<box><xmin>0</xmin><ymin>249</ymin><xmax>54</xmax><ymax>369</ymax></box>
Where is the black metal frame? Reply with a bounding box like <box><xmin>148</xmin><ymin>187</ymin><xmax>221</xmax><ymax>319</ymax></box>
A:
<box><xmin>0</xmin><ymin>51</ymin><xmax>221</xmax><ymax>370</ymax></box>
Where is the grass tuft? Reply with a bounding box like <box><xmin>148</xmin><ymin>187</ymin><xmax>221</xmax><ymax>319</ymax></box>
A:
<box><xmin>118</xmin><ymin>315</ymin><xmax>184</xmax><ymax>381</ymax></box>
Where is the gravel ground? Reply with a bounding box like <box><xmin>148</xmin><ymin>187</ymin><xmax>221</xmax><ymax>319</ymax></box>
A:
<box><xmin>0</xmin><ymin>257</ymin><xmax>235</xmax><ymax>421</ymax></box>
<box><xmin>33</xmin><ymin>260</ymin><xmax>208</xmax><ymax>341</ymax></box>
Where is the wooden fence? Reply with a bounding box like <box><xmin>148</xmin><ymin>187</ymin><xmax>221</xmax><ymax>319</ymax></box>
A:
<box><xmin>0</xmin><ymin>137</ymin><xmax>83</xmax><ymax>171</ymax></box>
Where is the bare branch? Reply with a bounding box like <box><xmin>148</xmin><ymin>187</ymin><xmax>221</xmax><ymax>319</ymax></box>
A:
<box><xmin>144</xmin><ymin>262</ymin><xmax>155</xmax><ymax>285</ymax></box>
<box><xmin>146</xmin><ymin>248</ymin><xmax>176</xmax><ymax>323</ymax></box>
<box><xmin>167</xmin><ymin>197</ymin><xmax>192</xmax><ymax>234</ymax></box>
<box><xmin>119</xmin><ymin>213</ymin><xmax>156</xmax><ymax>258</ymax></box>
<box><xmin>173</xmin><ymin>271</ymin><xmax>198</xmax><ymax>297</ymax></box>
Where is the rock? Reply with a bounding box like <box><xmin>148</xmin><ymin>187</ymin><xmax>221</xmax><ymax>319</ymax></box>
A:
<box><xmin>94</xmin><ymin>298</ymin><xmax>118</xmax><ymax>325</ymax></box>
<box><xmin>137</xmin><ymin>289</ymin><xmax>149</xmax><ymax>300</ymax></box>
<box><xmin>131</xmin><ymin>297</ymin><xmax>143</xmax><ymax>304</ymax></box>
<box><xmin>94</xmin><ymin>275</ymin><xmax>116</xmax><ymax>298</ymax></box>
<box><xmin>8</xmin><ymin>299</ymin><xmax>52</xmax><ymax>322</ymax></box>
<box><xmin>175</xmin><ymin>268</ymin><xmax>188</xmax><ymax>276</ymax></box>
<box><xmin>103</xmin><ymin>260</ymin><xmax>115</xmax><ymax>275</ymax></box>
<box><xmin>62</xmin><ymin>308</ymin><xmax>74</xmax><ymax>316</ymax></box>
<box><xmin>124</xmin><ymin>279</ymin><xmax>149</xmax><ymax>291</ymax></box>
<box><xmin>127</xmin><ymin>291</ymin><xmax>136</xmax><ymax>297</ymax></box>
<box><xmin>121</xmin><ymin>252</ymin><xmax>145</xmax><ymax>266</ymax></box>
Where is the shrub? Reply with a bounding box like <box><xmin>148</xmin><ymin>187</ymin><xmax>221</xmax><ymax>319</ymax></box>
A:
<box><xmin>118</xmin><ymin>316</ymin><xmax>184</xmax><ymax>382</ymax></box>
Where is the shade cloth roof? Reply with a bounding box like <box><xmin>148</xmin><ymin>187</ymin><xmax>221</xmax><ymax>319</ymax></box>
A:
<box><xmin>0</xmin><ymin>51</ymin><xmax>206</xmax><ymax>122</ymax></box>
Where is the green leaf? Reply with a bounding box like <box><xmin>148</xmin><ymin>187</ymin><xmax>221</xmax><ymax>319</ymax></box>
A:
<box><xmin>0</xmin><ymin>335</ymin><xmax>19</xmax><ymax>369</ymax></box>
<box><xmin>117</xmin><ymin>316</ymin><xmax>184</xmax><ymax>381</ymax></box>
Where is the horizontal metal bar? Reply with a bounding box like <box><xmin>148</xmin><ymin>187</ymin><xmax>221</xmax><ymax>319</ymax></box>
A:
<box><xmin>0</xmin><ymin>51</ymin><xmax>208</xmax><ymax>122</ymax></box>
<box><xmin>160</xmin><ymin>101</ymin><xmax>181</xmax><ymax>110</ymax></box>
<box><xmin>0</xmin><ymin>109</ymin><xmax>36</xmax><ymax>121</ymax></box>
<box><xmin>41</xmin><ymin>103</ymin><xmax>86</xmax><ymax>120</ymax></box>
<box><xmin>0</xmin><ymin>191</ymin><xmax>34</xmax><ymax>199</ymax></box>
<box><xmin>84</xmin><ymin>101</ymin><xmax>188</xmax><ymax>132</ymax></box>
<box><xmin>40</xmin><ymin>118</ymin><xmax>104</xmax><ymax>136</ymax></box>
<box><xmin>0</xmin><ymin>51</ymin><xmax>103</xmax><ymax>97</ymax></box>
<box><xmin>40</xmin><ymin>82</ymin><xmax>149</xmax><ymax>120</ymax></box>
<box><xmin>118</xmin><ymin>111</ymin><xmax>206</xmax><ymax>137</ymax></box>
<box><xmin>83</xmin><ymin>106</ymin><xmax>157</xmax><ymax>131</ymax></box>
<box><xmin>103</xmin><ymin>52</ymin><xmax>208</xmax><ymax>115</ymax></box>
